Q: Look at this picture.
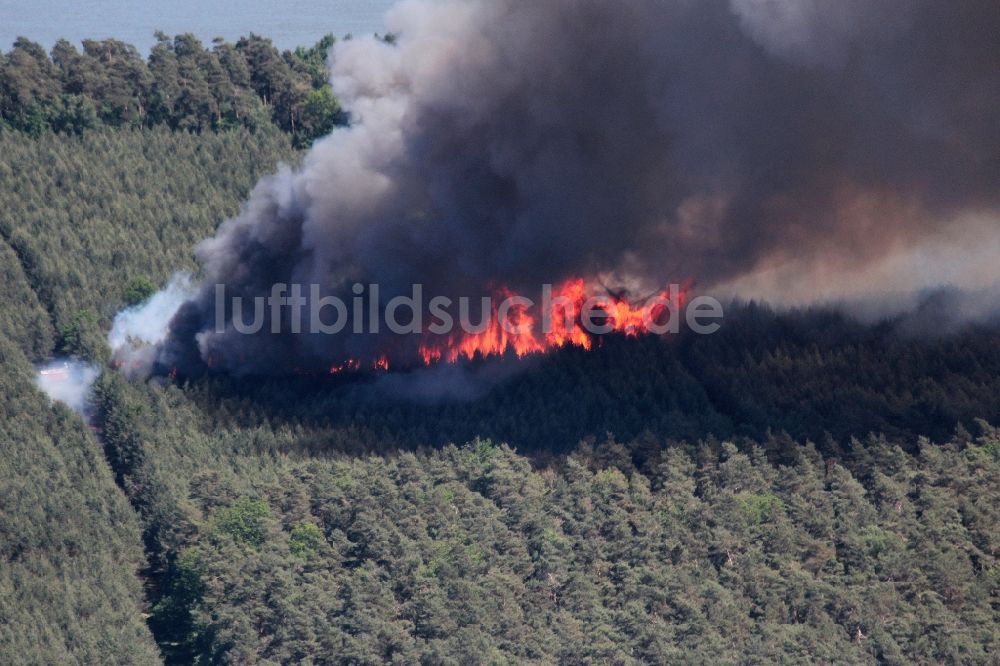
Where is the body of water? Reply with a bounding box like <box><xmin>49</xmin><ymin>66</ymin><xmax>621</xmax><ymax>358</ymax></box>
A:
<box><xmin>0</xmin><ymin>0</ymin><xmax>398</xmax><ymax>52</ymax></box>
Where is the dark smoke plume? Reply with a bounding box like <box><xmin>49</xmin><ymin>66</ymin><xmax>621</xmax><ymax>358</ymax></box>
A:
<box><xmin>146</xmin><ymin>0</ymin><xmax>1000</xmax><ymax>376</ymax></box>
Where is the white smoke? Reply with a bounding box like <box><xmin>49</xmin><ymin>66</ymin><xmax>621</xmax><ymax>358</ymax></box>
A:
<box><xmin>35</xmin><ymin>360</ymin><xmax>99</xmax><ymax>415</ymax></box>
<box><xmin>714</xmin><ymin>213</ymin><xmax>1000</xmax><ymax>310</ymax></box>
<box><xmin>109</xmin><ymin>273</ymin><xmax>194</xmax><ymax>377</ymax></box>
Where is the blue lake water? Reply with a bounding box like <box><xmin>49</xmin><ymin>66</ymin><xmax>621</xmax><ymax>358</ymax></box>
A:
<box><xmin>0</xmin><ymin>0</ymin><xmax>399</xmax><ymax>52</ymax></box>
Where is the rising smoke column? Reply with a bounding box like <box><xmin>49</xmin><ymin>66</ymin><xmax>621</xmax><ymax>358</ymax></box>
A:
<box><xmin>147</xmin><ymin>0</ymin><xmax>1000</xmax><ymax>376</ymax></box>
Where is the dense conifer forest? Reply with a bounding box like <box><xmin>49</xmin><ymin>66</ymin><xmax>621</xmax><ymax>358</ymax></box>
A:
<box><xmin>1</xmin><ymin>33</ymin><xmax>346</xmax><ymax>146</ymax></box>
<box><xmin>1</xmin><ymin>32</ymin><xmax>999</xmax><ymax>665</ymax></box>
<box><xmin>0</xmin><ymin>120</ymin><xmax>298</xmax><ymax>664</ymax></box>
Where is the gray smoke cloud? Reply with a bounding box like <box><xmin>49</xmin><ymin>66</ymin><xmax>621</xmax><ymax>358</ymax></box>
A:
<box><xmin>150</xmin><ymin>0</ymin><xmax>1000</xmax><ymax>376</ymax></box>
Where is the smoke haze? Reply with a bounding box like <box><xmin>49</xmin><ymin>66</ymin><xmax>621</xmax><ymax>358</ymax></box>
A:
<box><xmin>35</xmin><ymin>360</ymin><xmax>99</xmax><ymax>415</ymax></box>
<box><xmin>140</xmin><ymin>0</ymin><xmax>999</xmax><ymax>376</ymax></box>
<box><xmin>109</xmin><ymin>274</ymin><xmax>194</xmax><ymax>377</ymax></box>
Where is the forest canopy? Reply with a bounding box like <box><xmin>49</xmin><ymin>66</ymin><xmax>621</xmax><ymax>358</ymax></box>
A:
<box><xmin>0</xmin><ymin>27</ymin><xmax>998</xmax><ymax>666</ymax></box>
<box><xmin>0</xmin><ymin>33</ymin><xmax>345</xmax><ymax>146</ymax></box>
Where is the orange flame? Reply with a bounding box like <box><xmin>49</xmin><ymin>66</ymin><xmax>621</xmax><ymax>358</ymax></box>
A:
<box><xmin>330</xmin><ymin>356</ymin><xmax>392</xmax><ymax>374</ymax></box>
<box><xmin>220</xmin><ymin>278</ymin><xmax>689</xmax><ymax>376</ymax></box>
<box><xmin>420</xmin><ymin>286</ymin><xmax>545</xmax><ymax>364</ymax></box>
<box><xmin>418</xmin><ymin>278</ymin><xmax>687</xmax><ymax>365</ymax></box>
<box><xmin>329</xmin><ymin>358</ymin><xmax>361</xmax><ymax>374</ymax></box>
